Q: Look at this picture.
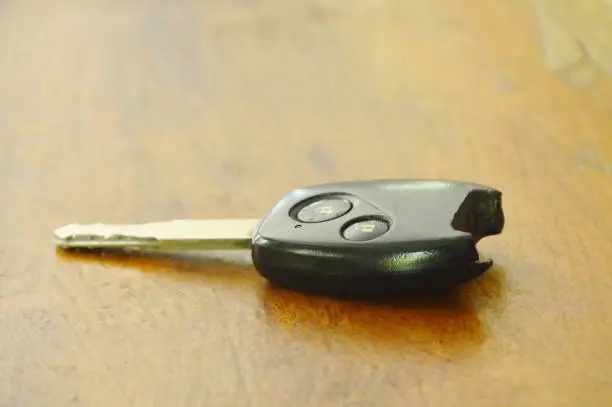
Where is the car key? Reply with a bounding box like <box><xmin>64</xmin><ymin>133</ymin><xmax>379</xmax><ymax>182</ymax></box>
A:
<box><xmin>53</xmin><ymin>179</ymin><xmax>505</xmax><ymax>299</ymax></box>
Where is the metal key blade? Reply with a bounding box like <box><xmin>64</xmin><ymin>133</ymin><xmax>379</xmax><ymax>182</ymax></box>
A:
<box><xmin>52</xmin><ymin>219</ymin><xmax>260</xmax><ymax>251</ymax></box>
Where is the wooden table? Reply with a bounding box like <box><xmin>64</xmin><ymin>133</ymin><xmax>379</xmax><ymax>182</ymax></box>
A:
<box><xmin>2</xmin><ymin>1</ymin><xmax>612</xmax><ymax>406</ymax></box>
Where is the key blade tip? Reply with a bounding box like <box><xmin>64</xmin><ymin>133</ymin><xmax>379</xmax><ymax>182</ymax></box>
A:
<box><xmin>52</xmin><ymin>224</ymin><xmax>102</xmax><ymax>249</ymax></box>
<box><xmin>52</xmin><ymin>224</ymin><xmax>79</xmax><ymax>246</ymax></box>
<box><xmin>52</xmin><ymin>223</ymin><xmax>160</xmax><ymax>249</ymax></box>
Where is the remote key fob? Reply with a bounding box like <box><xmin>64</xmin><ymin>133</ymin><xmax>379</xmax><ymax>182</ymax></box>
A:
<box><xmin>53</xmin><ymin>179</ymin><xmax>505</xmax><ymax>300</ymax></box>
<box><xmin>251</xmin><ymin>179</ymin><xmax>505</xmax><ymax>299</ymax></box>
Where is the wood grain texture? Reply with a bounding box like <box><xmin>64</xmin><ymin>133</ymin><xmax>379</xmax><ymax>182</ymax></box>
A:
<box><xmin>1</xmin><ymin>0</ymin><xmax>612</xmax><ymax>406</ymax></box>
<box><xmin>533</xmin><ymin>0</ymin><xmax>612</xmax><ymax>85</ymax></box>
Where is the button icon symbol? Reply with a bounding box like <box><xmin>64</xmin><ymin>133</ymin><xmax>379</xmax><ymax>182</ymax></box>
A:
<box><xmin>295</xmin><ymin>199</ymin><xmax>353</xmax><ymax>223</ymax></box>
<box><xmin>342</xmin><ymin>218</ymin><xmax>390</xmax><ymax>241</ymax></box>
<box><xmin>316</xmin><ymin>206</ymin><xmax>335</xmax><ymax>214</ymax></box>
<box><xmin>361</xmin><ymin>223</ymin><xmax>375</xmax><ymax>233</ymax></box>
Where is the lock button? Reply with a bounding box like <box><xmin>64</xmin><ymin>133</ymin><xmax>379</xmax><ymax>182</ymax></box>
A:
<box><xmin>296</xmin><ymin>199</ymin><xmax>352</xmax><ymax>223</ymax></box>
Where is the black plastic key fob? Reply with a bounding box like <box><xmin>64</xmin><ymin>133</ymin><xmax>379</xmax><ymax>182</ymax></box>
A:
<box><xmin>251</xmin><ymin>179</ymin><xmax>505</xmax><ymax>299</ymax></box>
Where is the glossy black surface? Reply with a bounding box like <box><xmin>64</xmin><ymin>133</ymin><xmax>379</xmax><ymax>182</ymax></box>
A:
<box><xmin>251</xmin><ymin>179</ymin><xmax>505</xmax><ymax>299</ymax></box>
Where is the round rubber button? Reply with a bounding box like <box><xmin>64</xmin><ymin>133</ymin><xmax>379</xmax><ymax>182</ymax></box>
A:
<box><xmin>342</xmin><ymin>219</ymin><xmax>389</xmax><ymax>241</ymax></box>
<box><xmin>296</xmin><ymin>199</ymin><xmax>352</xmax><ymax>223</ymax></box>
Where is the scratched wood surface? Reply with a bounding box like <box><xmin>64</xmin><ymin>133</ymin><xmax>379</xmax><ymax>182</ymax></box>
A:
<box><xmin>1</xmin><ymin>1</ymin><xmax>612</xmax><ymax>406</ymax></box>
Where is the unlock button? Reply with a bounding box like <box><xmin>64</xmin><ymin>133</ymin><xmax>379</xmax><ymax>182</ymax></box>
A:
<box><xmin>342</xmin><ymin>218</ymin><xmax>389</xmax><ymax>241</ymax></box>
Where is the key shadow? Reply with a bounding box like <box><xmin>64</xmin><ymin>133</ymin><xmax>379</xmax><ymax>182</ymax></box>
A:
<box><xmin>54</xmin><ymin>248</ymin><xmax>261</xmax><ymax>288</ymax></box>
<box><xmin>258</xmin><ymin>264</ymin><xmax>508</xmax><ymax>355</ymax></box>
<box><xmin>56</xmin><ymin>248</ymin><xmax>508</xmax><ymax>354</ymax></box>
